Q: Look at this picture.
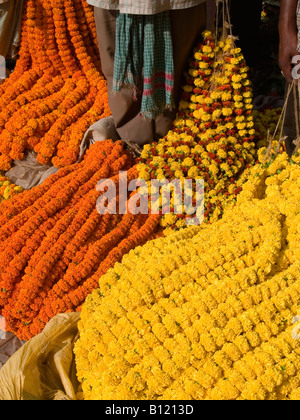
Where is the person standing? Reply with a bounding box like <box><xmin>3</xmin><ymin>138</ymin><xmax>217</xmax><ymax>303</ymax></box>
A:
<box><xmin>279</xmin><ymin>0</ymin><xmax>300</xmax><ymax>157</ymax></box>
<box><xmin>0</xmin><ymin>0</ymin><xmax>24</xmax><ymax>83</ymax></box>
<box><xmin>279</xmin><ymin>0</ymin><xmax>299</xmax><ymax>83</ymax></box>
<box><xmin>229</xmin><ymin>0</ymin><xmax>263</xmax><ymax>69</ymax></box>
<box><xmin>87</xmin><ymin>1</ymin><xmax>208</xmax><ymax>146</ymax></box>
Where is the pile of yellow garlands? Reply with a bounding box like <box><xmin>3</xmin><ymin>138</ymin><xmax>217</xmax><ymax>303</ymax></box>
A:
<box><xmin>75</xmin><ymin>146</ymin><xmax>300</xmax><ymax>401</ymax></box>
<box><xmin>253</xmin><ymin>108</ymin><xmax>283</xmax><ymax>149</ymax></box>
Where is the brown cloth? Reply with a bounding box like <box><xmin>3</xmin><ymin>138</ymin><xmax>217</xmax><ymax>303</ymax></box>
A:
<box><xmin>94</xmin><ymin>3</ymin><xmax>207</xmax><ymax>145</ymax></box>
<box><xmin>0</xmin><ymin>327</ymin><xmax>25</xmax><ymax>371</ymax></box>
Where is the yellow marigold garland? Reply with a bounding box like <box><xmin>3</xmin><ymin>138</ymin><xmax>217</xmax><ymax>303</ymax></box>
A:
<box><xmin>74</xmin><ymin>148</ymin><xmax>300</xmax><ymax>401</ymax></box>
<box><xmin>252</xmin><ymin>108</ymin><xmax>283</xmax><ymax>150</ymax></box>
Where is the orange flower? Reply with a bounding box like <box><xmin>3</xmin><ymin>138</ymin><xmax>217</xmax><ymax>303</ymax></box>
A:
<box><xmin>0</xmin><ymin>140</ymin><xmax>162</xmax><ymax>341</ymax></box>
<box><xmin>0</xmin><ymin>0</ymin><xmax>110</xmax><ymax>170</ymax></box>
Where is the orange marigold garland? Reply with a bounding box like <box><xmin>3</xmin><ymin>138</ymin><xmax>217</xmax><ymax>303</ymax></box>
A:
<box><xmin>0</xmin><ymin>0</ymin><xmax>110</xmax><ymax>170</ymax></box>
<box><xmin>0</xmin><ymin>140</ymin><xmax>161</xmax><ymax>341</ymax></box>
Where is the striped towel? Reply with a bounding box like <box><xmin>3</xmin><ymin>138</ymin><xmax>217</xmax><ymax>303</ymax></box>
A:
<box><xmin>113</xmin><ymin>11</ymin><xmax>175</xmax><ymax>119</ymax></box>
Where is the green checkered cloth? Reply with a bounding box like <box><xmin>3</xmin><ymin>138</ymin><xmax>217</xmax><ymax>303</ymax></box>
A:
<box><xmin>113</xmin><ymin>11</ymin><xmax>175</xmax><ymax>119</ymax></box>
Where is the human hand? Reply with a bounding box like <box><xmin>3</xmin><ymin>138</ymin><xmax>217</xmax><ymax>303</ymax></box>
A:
<box><xmin>279</xmin><ymin>29</ymin><xmax>299</xmax><ymax>83</ymax></box>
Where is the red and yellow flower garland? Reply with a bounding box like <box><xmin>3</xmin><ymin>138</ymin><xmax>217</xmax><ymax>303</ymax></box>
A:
<box><xmin>137</xmin><ymin>31</ymin><xmax>258</xmax><ymax>230</ymax></box>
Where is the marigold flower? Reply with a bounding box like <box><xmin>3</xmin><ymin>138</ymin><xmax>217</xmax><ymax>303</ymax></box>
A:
<box><xmin>75</xmin><ymin>149</ymin><xmax>300</xmax><ymax>400</ymax></box>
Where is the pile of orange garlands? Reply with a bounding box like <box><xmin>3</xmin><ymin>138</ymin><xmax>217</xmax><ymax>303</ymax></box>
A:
<box><xmin>0</xmin><ymin>0</ymin><xmax>110</xmax><ymax>171</ymax></box>
<box><xmin>0</xmin><ymin>140</ymin><xmax>161</xmax><ymax>341</ymax></box>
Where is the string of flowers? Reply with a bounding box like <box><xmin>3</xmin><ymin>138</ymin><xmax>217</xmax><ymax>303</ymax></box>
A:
<box><xmin>137</xmin><ymin>31</ymin><xmax>257</xmax><ymax>231</ymax></box>
<box><xmin>0</xmin><ymin>140</ymin><xmax>162</xmax><ymax>340</ymax></box>
<box><xmin>0</xmin><ymin>0</ymin><xmax>110</xmax><ymax>170</ymax></box>
<box><xmin>74</xmin><ymin>144</ymin><xmax>300</xmax><ymax>401</ymax></box>
<box><xmin>252</xmin><ymin>108</ymin><xmax>283</xmax><ymax>150</ymax></box>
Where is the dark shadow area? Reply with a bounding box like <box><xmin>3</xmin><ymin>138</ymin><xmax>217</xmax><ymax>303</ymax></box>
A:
<box><xmin>230</xmin><ymin>0</ymin><xmax>285</xmax><ymax>107</ymax></box>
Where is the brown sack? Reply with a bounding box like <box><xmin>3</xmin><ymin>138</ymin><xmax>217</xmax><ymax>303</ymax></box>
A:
<box><xmin>0</xmin><ymin>313</ymin><xmax>80</xmax><ymax>400</ymax></box>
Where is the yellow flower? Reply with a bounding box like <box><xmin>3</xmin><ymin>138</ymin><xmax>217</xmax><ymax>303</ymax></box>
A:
<box><xmin>141</xmin><ymin>150</ymin><xmax>150</xmax><ymax>159</ymax></box>
<box><xmin>188</xmin><ymin>166</ymin><xmax>200</xmax><ymax>178</ymax></box>
<box><xmin>237</xmin><ymin>123</ymin><xmax>246</xmax><ymax>130</ymax></box>
<box><xmin>211</xmin><ymin>91</ymin><xmax>222</xmax><ymax>100</ymax></box>
<box><xmin>139</xmin><ymin>170</ymin><xmax>151</xmax><ymax>181</ymax></box>
<box><xmin>234</xmin><ymin>101</ymin><xmax>244</xmax><ymax>109</ymax></box>
<box><xmin>221</xmin><ymin>92</ymin><xmax>232</xmax><ymax>101</ymax></box>
<box><xmin>243</xmin><ymin>91</ymin><xmax>252</xmax><ymax>98</ymax></box>
<box><xmin>14</xmin><ymin>186</ymin><xmax>24</xmax><ymax>193</ymax></box>
<box><xmin>204</xmin><ymin>97</ymin><xmax>214</xmax><ymax>105</ymax></box>
<box><xmin>189</xmin><ymin>69</ymin><xmax>199</xmax><ymax>78</ymax></box>
<box><xmin>233</xmin><ymin>85</ymin><xmax>243</xmax><ymax>93</ymax></box>
<box><xmin>212</xmin><ymin>109</ymin><xmax>222</xmax><ymax>120</ymax></box>
<box><xmin>220</xmin><ymin>163</ymin><xmax>230</xmax><ymax>172</ymax></box>
<box><xmin>194</xmin><ymin>78</ymin><xmax>206</xmax><ymax>88</ymax></box>
<box><xmin>217</xmin><ymin>149</ymin><xmax>227</xmax><ymax>159</ymax></box>
<box><xmin>231</xmin><ymin>47</ymin><xmax>242</xmax><ymax>54</ymax></box>
<box><xmin>222</xmin><ymin>108</ymin><xmax>233</xmax><ymax>117</ymax></box>
<box><xmin>225</xmin><ymin>122</ymin><xmax>235</xmax><ymax>130</ymax></box>
<box><xmin>183</xmin><ymin>157</ymin><xmax>195</xmax><ymax>167</ymax></box>
<box><xmin>170</xmin><ymin>161</ymin><xmax>181</xmax><ymax>171</ymax></box>
<box><xmin>231</xmin><ymin>57</ymin><xmax>240</xmax><ymax>65</ymax></box>
<box><xmin>174</xmin><ymin>170</ymin><xmax>184</xmax><ymax>178</ymax></box>
<box><xmin>209</xmin><ymin>164</ymin><xmax>219</xmax><ymax>176</ymax></box>
<box><xmin>201</xmin><ymin>113</ymin><xmax>211</xmax><ymax>122</ymax></box>
<box><xmin>176</xmin><ymin>219</ymin><xmax>187</xmax><ymax>229</ymax></box>
<box><xmin>203</xmin><ymin>45</ymin><xmax>212</xmax><ymax>53</ymax></box>
<box><xmin>232</xmin><ymin>74</ymin><xmax>243</xmax><ymax>83</ymax></box>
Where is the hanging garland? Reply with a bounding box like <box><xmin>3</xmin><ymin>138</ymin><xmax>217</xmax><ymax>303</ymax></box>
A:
<box><xmin>252</xmin><ymin>108</ymin><xmax>283</xmax><ymax>149</ymax></box>
<box><xmin>137</xmin><ymin>31</ymin><xmax>257</xmax><ymax>231</ymax></box>
<box><xmin>0</xmin><ymin>0</ymin><xmax>110</xmax><ymax>171</ymax></box>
